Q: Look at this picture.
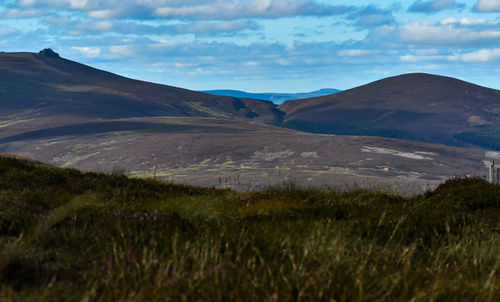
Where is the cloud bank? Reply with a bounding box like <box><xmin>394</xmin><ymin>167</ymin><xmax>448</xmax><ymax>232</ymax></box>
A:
<box><xmin>474</xmin><ymin>0</ymin><xmax>500</xmax><ymax>12</ymax></box>
<box><xmin>408</xmin><ymin>0</ymin><xmax>465</xmax><ymax>13</ymax></box>
<box><xmin>9</xmin><ymin>0</ymin><xmax>354</xmax><ymax>20</ymax></box>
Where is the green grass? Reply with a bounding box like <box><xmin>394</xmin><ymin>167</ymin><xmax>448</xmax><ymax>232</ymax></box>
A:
<box><xmin>0</xmin><ymin>155</ymin><xmax>499</xmax><ymax>301</ymax></box>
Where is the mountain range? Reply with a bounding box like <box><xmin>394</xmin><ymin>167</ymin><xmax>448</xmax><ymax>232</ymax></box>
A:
<box><xmin>201</xmin><ymin>89</ymin><xmax>341</xmax><ymax>104</ymax></box>
<box><xmin>0</xmin><ymin>49</ymin><xmax>498</xmax><ymax>192</ymax></box>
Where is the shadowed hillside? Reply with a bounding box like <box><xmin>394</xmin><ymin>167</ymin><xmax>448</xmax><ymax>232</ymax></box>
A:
<box><xmin>0</xmin><ymin>49</ymin><xmax>283</xmax><ymax>124</ymax></box>
<box><xmin>0</xmin><ymin>51</ymin><xmax>498</xmax><ymax>191</ymax></box>
<box><xmin>0</xmin><ymin>154</ymin><xmax>498</xmax><ymax>300</ymax></box>
<box><xmin>0</xmin><ymin>116</ymin><xmax>489</xmax><ymax>193</ymax></box>
<box><xmin>279</xmin><ymin>73</ymin><xmax>500</xmax><ymax>149</ymax></box>
<box><xmin>2</xmin><ymin>51</ymin><xmax>499</xmax><ymax>151</ymax></box>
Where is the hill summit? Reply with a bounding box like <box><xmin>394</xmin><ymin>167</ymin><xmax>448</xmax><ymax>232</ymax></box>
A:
<box><xmin>280</xmin><ymin>73</ymin><xmax>500</xmax><ymax>149</ymax></box>
<box><xmin>38</xmin><ymin>48</ymin><xmax>60</xmax><ymax>58</ymax></box>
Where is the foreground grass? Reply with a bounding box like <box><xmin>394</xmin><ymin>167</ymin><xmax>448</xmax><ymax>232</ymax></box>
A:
<box><xmin>0</xmin><ymin>155</ymin><xmax>499</xmax><ymax>301</ymax></box>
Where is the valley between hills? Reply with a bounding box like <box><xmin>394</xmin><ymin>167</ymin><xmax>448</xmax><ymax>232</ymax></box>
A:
<box><xmin>1</xmin><ymin>49</ymin><xmax>499</xmax><ymax>193</ymax></box>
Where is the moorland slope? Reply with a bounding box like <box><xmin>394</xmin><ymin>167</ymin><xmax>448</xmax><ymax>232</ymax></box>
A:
<box><xmin>0</xmin><ymin>49</ymin><xmax>282</xmax><ymax>124</ymax></box>
<box><xmin>0</xmin><ymin>50</ymin><xmax>497</xmax><ymax>191</ymax></box>
<box><xmin>0</xmin><ymin>154</ymin><xmax>498</xmax><ymax>300</ymax></box>
<box><xmin>280</xmin><ymin>73</ymin><xmax>500</xmax><ymax>149</ymax></box>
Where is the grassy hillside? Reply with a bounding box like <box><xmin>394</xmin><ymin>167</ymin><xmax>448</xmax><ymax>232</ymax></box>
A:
<box><xmin>0</xmin><ymin>50</ymin><xmax>282</xmax><ymax>124</ymax></box>
<box><xmin>279</xmin><ymin>73</ymin><xmax>500</xmax><ymax>149</ymax></box>
<box><xmin>0</xmin><ymin>155</ymin><xmax>499</xmax><ymax>301</ymax></box>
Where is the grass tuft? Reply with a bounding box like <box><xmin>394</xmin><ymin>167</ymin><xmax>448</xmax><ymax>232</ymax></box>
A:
<box><xmin>0</xmin><ymin>155</ymin><xmax>498</xmax><ymax>300</ymax></box>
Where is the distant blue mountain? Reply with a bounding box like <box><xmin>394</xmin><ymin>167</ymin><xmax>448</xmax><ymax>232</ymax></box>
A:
<box><xmin>201</xmin><ymin>88</ymin><xmax>341</xmax><ymax>104</ymax></box>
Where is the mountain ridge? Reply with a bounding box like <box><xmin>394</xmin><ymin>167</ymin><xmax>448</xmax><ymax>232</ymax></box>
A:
<box><xmin>0</xmin><ymin>49</ymin><xmax>283</xmax><ymax>124</ymax></box>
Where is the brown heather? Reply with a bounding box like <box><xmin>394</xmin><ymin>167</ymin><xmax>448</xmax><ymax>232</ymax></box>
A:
<box><xmin>0</xmin><ymin>155</ymin><xmax>498</xmax><ymax>301</ymax></box>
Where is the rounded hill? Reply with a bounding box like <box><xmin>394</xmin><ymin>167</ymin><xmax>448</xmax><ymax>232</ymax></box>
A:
<box><xmin>279</xmin><ymin>73</ymin><xmax>500</xmax><ymax>149</ymax></box>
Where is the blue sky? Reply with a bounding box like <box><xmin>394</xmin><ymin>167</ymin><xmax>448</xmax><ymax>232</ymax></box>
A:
<box><xmin>0</xmin><ymin>0</ymin><xmax>499</xmax><ymax>92</ymax></box>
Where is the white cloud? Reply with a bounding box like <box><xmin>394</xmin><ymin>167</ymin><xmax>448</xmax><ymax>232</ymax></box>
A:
<box><xmin>337</xmin><ymin>49</ymin><xmax>374</xmax><ymax>57</ymax></box>
<box><xmin>399</xmin><ymin>21</ymin><xmax>500</xmax><ymax>45</ymax></box>
<box><xmin>2</xmin><ymin>8</ymin><xmax>42</xmax><ymax>18</ymax></box>
<box><xmin>474</xmin><ymin>0</ymin><xmax>500</xmax><ymax>12</ymax></box>
<box><xmin>109</xmin><ymin>45</ymin><xmax>136</xmax><ymax>56</ymax></box>
<box><xmin>348</xmin><ymin>5</ymin><xmax>395</xmax><ymax>28</ymax></box>
<box><xmin>19</xmin><ymin>0</ymin><xmax>89</xmax><ymax>9</ymax></box>
<box><xmin>43</xmin><ymin>16</ymin><xmax>116</xmax><ymax>35</ymax></box>
<box><xmin>243</xmin><ymin>61</ymin><xmax>259</xmax><ymax>67</ymax></box>
<box><xmin>0</xmin><ymin>28</ymin><xmax>18</xmax><ymax>36</ymax></box>
<box><xmin>171</xmin><ymin>20</ymin><xmax>260</xmax><ymax>36</ymax></box>
<box><xmin>88</xmin><ymin>9</ymin><xmax>118</xmax><ymax>19</ymax></box>
<box><xmin>399</xmin><ymin>54</ymin><xmax>444</xmax><ymax>62</ymax></box>
<box><xmin>19</xmin><ymin>0</ymin><xmax>36</xmax><ymax>5</ymax></box>
<box><xmin>88</xmin><ymin>21</ymin><xmax>113</xmax><ymax>31</ymax></box>
<box><xmin>171</xmin><ymin>62</ymin><xmax>196</xmax><ymax>68</ymax></box>
<box><xmin>71</xmin><ymin>46</ymin><xmax>101</xmax><ymax>58</ymax></box>
<box><xmin>398</xmin><ymin>49</ymin><xmax>446</xmax><ymax>62</ymax></box>
<box><xmin>370</xmin><ymin>24</ymin><xmax>397</xmax><ymax>37</ymax></box>
<box><xmin>153</xmin><ymin>0</ymin><xmax>351</xmax><ymax>20</ymax></box>
<box><xmin>449</xmin><ymin>48</ymin><xmax>500</xmax><ymax>62</ymax></box>
<box><xmin>68</xmin><ymin>0</ymin><xmax>87</xmax><ymax>9</ymax></box>
<box><xmin>441</xmin><ymin>17</ymin><xmax>488</xmax><ymax>25</ymax></box>
<box><xmin>408</xmin><ymin>0</ymin><xmax>464</xmax><ymax>13</ymax></box>
<box><xmin>414</xmin><ymin>49</ymin><xmax>439</xmax><ymax>55</ymax></box>
<box><xmin>12</xmin><ymin>0</ymin><xmax>353</xmax><ymax>20</ymax></box>
<box><xmin>42</xmin><ymin>14</ymin><xmax>260</xmax><ymax>36</ymax></box>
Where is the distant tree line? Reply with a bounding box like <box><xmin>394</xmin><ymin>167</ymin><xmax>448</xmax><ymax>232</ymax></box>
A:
<box><xmin>283</xmin><ymin>120</ymin><xmax>419</xmax><ymax>140</ymax></box>
<box><xmin>454</xmin><ymin>126</ymin><xmax>500</xmax><ymax>151</ymax></box>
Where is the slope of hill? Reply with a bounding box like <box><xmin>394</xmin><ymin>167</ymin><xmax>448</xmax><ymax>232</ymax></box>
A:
<box><xmin>0</xmin><ymin>116</ymin><xmax>490</xmax><ymax>193</ymax></box>
<box><xmin>201</xmin><ymin>88</ymin><xmax>340</xmax><ymax>104</ymax></box>
<box><xmin>279</xmin><ymin>73</ymin><xmax>500</xmax><ymax>149</ymax></box>
<box><xmin>3</xmin><ymin>50</ymin><xmax>499</xmax><ymax>150</ymax></box>
<box><xmin>1</xmin><ymin>154</ymin><xmax>499</xmax><ymax>300</ymax></box>
<box><xmin>0</xmin><ymin>51</ymin><xmax>497</xmax><ymax>191</ymax></box>
<box><xmin>0</xmin><ymin>49</ymin><xmax>282</xmax><ymax>124</ymax></box>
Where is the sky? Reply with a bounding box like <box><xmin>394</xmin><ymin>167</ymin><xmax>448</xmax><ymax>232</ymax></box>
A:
<box><xmin>0</xmin><ymin>0</ymin><xmax>499</xmax><ymax>92</ymax></box>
